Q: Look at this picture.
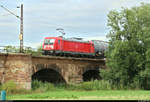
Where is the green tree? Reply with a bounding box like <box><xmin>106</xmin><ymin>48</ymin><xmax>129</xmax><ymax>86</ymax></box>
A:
<box><xmin>24</xmin><ymin>47</ymin><xmax>33</xmax><ymax>54</ymax></box>
<box><xmin>101</xmin><ymin>3</ymin><xmax>150</xmax><ymax>89</ymax></box>
<box><xmin>3</xmin><ymin>45</ymin><xmax>43</xmax><ymax>56</ymax></box>
<box><xmin>32</xmin><ymin>45</ymin><xmax>43</xmax><ymax>56</ymax></box>
<box><xmin>25</xmin><ymin>45</ymin><xmax>43</xmax><ymax>56</ymax></box>
<box><xmin>4</xmin><ymin>45</ymin><xmax>19</xmax><ymax>53</ymax></box>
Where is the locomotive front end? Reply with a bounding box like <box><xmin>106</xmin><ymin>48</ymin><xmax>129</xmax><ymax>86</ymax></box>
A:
<box><xmin>42</xmin><ymin>38</ymin><xmax>56</xmax><ymax>55</ymax></box>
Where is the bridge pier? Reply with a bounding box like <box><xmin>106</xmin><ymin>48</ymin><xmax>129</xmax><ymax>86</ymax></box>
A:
<box><xmin>0</xmin><ymin>53</ymin><xmax>32</xmax><ymax>89</ymax></box>
<box><xmin>59</xmin><ymin>64</ymin><xmax>83</xmax><ymax>84</ymax></box>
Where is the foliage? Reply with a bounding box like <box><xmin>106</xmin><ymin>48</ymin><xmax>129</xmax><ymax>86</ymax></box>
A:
<box><xmin>24</xmin><ymin>45</ymin><xmax>43</xmax><ymax>56</ymax></box>
<box><xmin>2</xmin><ymin>45</ymin><xmax>43</xmax><ymax>56</ymax></box>
<box><xmin>32</xmin><ymin>80</ymin><xmax>55</xmax><ymax>92</ymax></box>
<box><xmin>4</xmin><ymin>45</ymin><xmax>19</xmax><ymax>53</ymax></box>
<box><xmin>32</xmin><ymin>80</ymin><xmax>112</xmax><ymax>91</ymax></box>
<box><xmin>102</xmin><ymin>2</ymin><xmax>150</xmax><ymax>90</ymax></box>
<box><xmin>0</xmin><ymin>80</ymin><xmax>17</xmax><ymax>94</ymax></box>
<box><xmin>0</xmin><ymin>80</ymin><xmax>32</xmax><ymax>95</ymax></box>
<box><xmin>79</xmin><ymin>80</ymin><xmax>111</xmax><ymax>90</ymax></box>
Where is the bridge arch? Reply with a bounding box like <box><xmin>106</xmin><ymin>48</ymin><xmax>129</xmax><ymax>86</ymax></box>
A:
<box><xmin>32</xmin><ymin>64</ymin><xmax>66</xmax><ymax>84</ymax></box>
<box><xmin>82</xmin><ymin>65</ymin><xmax>101</xmax><ymax>81</ymax></box>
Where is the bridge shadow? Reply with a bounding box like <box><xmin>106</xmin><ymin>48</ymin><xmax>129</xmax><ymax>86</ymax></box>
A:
<box><xmin>82</xmin><ymin>67</ymin><xmax>101</xmax><ymax>81</ymax></box>
<box><xmin>32</xmin><ymin>68</ymin><xmax>66</xmax><ymax>84</ymax></box>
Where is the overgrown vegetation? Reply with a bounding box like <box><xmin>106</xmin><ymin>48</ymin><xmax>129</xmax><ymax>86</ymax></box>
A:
<box><xmin>3</xmin><ymin>45</ymin><xmax>43</xmax><ymax>56</ymax></box>
<box><xmin>0</xmin><ymin>80</ymin><xmax>17</xmax><ymax>94</ymax></box>
<box><xmin>0</xmin><ymin>80</ymin><xmax>32</xmax><ymax>94</ymax></box>
<box><xmin>1</xmin><ymin>80</ymin><xmax>150</xmax><ymax>100</ymax></box>
<box><xmin>3</xmin><ymin>46</ymin><xmax>19</xmax><ymax>53</ymax></box>
<box><xmin>101</xmin><ymin>2</ymin><xmax>150</xmax><ymax>90</ymax></box>
<box><xmin>0</xmin><ymin>80</ymin><xmax>112</xmax><ymax>95</ymax></box>
<box><xmin>31</xmin><ymin>80</ymin><xmax>111</xmax><ymax>92</ymax></box>
<box><xmin>31</xmin><ymin>80</ymin><xmax>142</xmax><ymax>91</ymax></box>
<box><xmin>24</xmin><ymin>45</ymin><xmax>43</xmax><ymax>56</ymax></box>
<box><xmin>31</xmin><ymin>80</ymin><xmax>55</xmax><ymax>92</ymax></box>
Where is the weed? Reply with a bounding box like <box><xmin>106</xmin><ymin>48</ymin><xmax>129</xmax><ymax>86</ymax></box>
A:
<box><xmin>0</xmin><ymin>80</ymin><xmax>17</xmax><ymax>94</ymax></box>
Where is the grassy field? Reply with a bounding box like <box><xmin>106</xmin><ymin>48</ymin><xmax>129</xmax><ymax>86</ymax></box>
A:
<box><xmin>5</xmin><ymin>90</ymin><xmax>150</xmax><ymax>100</ymax></box>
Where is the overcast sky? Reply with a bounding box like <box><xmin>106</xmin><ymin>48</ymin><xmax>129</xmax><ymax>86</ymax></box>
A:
<box><xmin>0</xmin><ymin>0</ymin><xmax>150</xmax><ymax>48</ymax></box>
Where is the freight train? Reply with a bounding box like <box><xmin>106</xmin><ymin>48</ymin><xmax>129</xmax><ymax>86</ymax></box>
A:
<box><xmin>42</xmin><ymin>36</ymin><xmax>108</xmax><ymax>58</ymax></box>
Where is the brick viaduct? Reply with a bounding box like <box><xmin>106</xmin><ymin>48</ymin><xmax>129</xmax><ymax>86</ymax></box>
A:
<box><xmin>0</xmin><ymin>53</ymin><xmax>106</xmax><ymax>90</ymax></box>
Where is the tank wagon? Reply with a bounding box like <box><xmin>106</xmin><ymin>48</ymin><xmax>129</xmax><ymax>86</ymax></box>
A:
<box><xmin>91</xmin><ymin>40</ymin><xmax>108</xmax><ymax>57</ymax></box>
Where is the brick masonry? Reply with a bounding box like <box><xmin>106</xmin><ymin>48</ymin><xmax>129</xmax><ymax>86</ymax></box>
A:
<box><xmin>0</xmin><ymin>53</ymin><xmax>105</xmax><ymax>90</ymax></box>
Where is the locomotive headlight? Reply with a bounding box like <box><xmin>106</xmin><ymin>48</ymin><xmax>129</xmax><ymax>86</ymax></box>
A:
<box><xmin>50</xmin><ymin>45</ymin><xmax>54</xmax><ymax>49</ymax></box>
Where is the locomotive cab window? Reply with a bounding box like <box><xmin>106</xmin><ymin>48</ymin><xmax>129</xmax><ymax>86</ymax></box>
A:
<box><xmin>44</xmin><ymin>39</ymin><xmax>55</xmax><ymax>45</ymax></box>
<box><xmin>44</xmin><ymin>39</ymin><xmax>49</xmax><ymax>45</ymax></box>
<box><xmin>49</xmin><ymin>39</ymin><xmax>55</xmax><ymax>45</ymax></box>
<box><xmin>58</xmin><ymin>40</ymin><xmax>60</xmax><ymax>44</ymax></box>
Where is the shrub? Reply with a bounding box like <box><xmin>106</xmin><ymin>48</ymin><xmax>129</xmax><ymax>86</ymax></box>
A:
<box><xmin>32</xmin><ymin>80</ymin><xmax>55</xmax><ymax>92</ymax></box>
<box><xmin>94</xmin><ymin>80</ymin><xmax>112</xmax><ymax>90</ymax></box>
<box><xmin>42</xmin><ymin>82</ymin><xmax>55</xmax><ymax>91</ymax></box>
<box><xmin>55</xmin><ymin>83</ymin><xmax>66</xmax><ymax>89</ymax></box>
<box><xmin>31</xmin><ymin>80</ymin><xmax>112</xmax><ymax>91</ymax></box>
<box><xmin>0</xmin><ymin>80</ymin><xmax>17</xmax><ymax>94</ymax></box>
<box><xmin>79</xmin><ymin>80</ymin><xmax>112</xmax><ymax>90</ymax></box>
<box><xmin>32</xmin><ymin>80</ymin><xmax>43</xmax><ymax>90</ymax></box>
<box><xmin>79</xmin><ymin>81</ymin><xmax>93</xmax><ymax>90</ymax></box>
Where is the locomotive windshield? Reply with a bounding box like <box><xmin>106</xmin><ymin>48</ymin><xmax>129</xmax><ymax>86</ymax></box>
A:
<box><xmin>44</xmin><ymin>39</ymin><xmax>55</xmax><ymax>45</ymax></box>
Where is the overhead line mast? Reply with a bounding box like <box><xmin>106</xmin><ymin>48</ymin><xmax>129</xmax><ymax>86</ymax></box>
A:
<box><xmin>0</xmin><ymin>4</ymin><xmax>24</xmax><ymax>53</ymax></box>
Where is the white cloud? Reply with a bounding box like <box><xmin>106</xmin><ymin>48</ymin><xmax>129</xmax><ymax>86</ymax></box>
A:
<box><xmin>85</xmin><ymin>36</ymin><xmax>109</xmax><ymax>42</ymax></box>
<box><xmin>24</xmin><ymin>42</ymin><xmax>42</xmax><ymax>49</ymax></box>
<box><xmin>0</xmin><ymin>0</ymin><xmax>150</xmax><ymax>47</ymax></box>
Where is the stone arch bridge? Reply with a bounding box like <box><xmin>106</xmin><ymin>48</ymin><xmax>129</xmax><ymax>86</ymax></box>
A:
<box><xmin>0</xmin><ymin>53</ymin><xmax>106</xmax><ymax>89</ymax></box>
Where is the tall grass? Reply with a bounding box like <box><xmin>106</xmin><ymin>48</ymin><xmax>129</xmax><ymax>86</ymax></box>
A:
<box><xmin>32</xmin><ymin>80</ymin><xmax>55</xmax><ymax>92</ymax></box>
<box><xmin>31</xmin><ymin>80</ymin><xmax>112</xmax><ymax>91</ymax></box>
<box><xmin>54</xmin><ymin>80</ymin><xmax>140</xmax><ymax>90</ymax></box>
<box><xmin>79</xmin><ymin>80</ymin><xmax>111</xmax><ymax>90</ymax></box>
<box><xmin>0</xmin><ymin>80</ymin><xmax>32</xmax><ymax>94</ymax></box>
<box><xmin>0</xmin><ymin>79</ymin><xmax>141</xmax><ymax>95</ymax></box>
<box><xmin>0</xmin><ymin>80</ymin><xmax>17</xmax><ymax>94</ymax></box>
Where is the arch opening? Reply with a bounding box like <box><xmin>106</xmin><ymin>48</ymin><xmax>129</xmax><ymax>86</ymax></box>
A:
<box><xmin>83</xmin><ymin>69</ymin><xmax>101</xmax><ymax>81</ymax></box>
<box><xmin>32</xmin><ymin>69</ymin><xmax>66</xmax><ymax>84</ymax></box>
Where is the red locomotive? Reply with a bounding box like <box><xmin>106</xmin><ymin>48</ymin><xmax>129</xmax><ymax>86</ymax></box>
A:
<box><xmin>42</xmin><ymin>36</ymin><xmax>108</xmax><ymax>58</ymax></box>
